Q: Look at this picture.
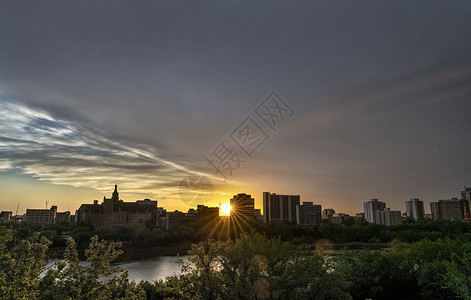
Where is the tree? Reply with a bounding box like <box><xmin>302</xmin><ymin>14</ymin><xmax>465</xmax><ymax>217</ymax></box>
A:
<box><xmin>443</xmin><ymin>243</ymin><xmax>471</xmax><ymax>299</ymax></box>
<box><xmin>173</xmin><ymin>232</ymin><xmax>351</xmax><ymax>300</ymax></box>
<box><xmin>0</xmin><ymin>226</ymin><xmax>51</xmax><ymax>299</ymax></box>
<box><xmin>39</xmin><ymin>235</ymin><xmax>146</xmax><ymax>299</ymax></box>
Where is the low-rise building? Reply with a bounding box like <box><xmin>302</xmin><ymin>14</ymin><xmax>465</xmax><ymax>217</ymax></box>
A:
<box><xmin>166</xmin><ymin>205</ymin><xmax>219</xmax><ymax>230</ymax></box>
<box><xmin>56</xmin><ymin>211</ymin><xmax>74</xmax><ymax>223</ymax></box>
<box><xmin>25</xmin><ymin>206</ymin><xmax>57</xmax><ymax>224</ymax></box>
<box><xmin>354</xmin><ymin>212</ymin><xmax>365</xmax><ymax>222</ymax></box>
<box><xmin>1</xmin><ymin>211</ymin><xmax>12</xmax><ymax>223</ymax></box>
<box><xmin>322</xmin><ymin>208</ymin><xmax>335</xmax><ymax>221</ymax></box>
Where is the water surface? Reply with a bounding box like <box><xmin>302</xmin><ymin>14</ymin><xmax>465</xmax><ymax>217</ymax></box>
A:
<box><xmin>113</xmin><ymin>255</ymin><xmax>188</xmax><ymax>282</ymax></box>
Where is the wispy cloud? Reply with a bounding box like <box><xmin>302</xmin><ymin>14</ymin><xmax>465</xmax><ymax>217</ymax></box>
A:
<box><xmin>0</xmin><ymin>95</ymin><xmax>218</xmax><ymax>202</ymax></box>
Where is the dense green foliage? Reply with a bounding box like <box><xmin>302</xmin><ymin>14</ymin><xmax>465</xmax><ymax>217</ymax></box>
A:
<box><xmin>1</xmin><ymin>227</ymin><xmax>145</xmax><ymax>299</ymax></box>
<box><xmin>1</xmin><ymin>221</ymin><xmax>471</xmax><ymax>299</ymax></box>
<box><xmin>260</xmin><ymin>219</ymin><xmax>471</xmax><ymax>245</ymax></box>
<box><xmin>136</xmin><ymin>233</ymin><xmax>471</xmax><ymax>300</ymax></box>
<box><xmin>7</xmin><ymin>218</ymin><xmax>471</xmax><ymax>253</ymax></box>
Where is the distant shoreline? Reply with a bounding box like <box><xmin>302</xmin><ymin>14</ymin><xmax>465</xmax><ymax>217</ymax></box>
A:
<box><xmin>48</xmin><ymin>241</ymin><xmax>396</xmax><ymax>263</ymax></box>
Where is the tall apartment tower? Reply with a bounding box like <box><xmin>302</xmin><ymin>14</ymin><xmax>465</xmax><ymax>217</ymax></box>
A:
<box><xmin>430</xmin><ymin>198</ymin><xmax>470</xmax><ymax>221</ymax></box>
<box><xmin>374</xmin><ymin>208</ymin><xmax>402</xmax><ymax>226</ymax></box>
<box><xmin>363</xmin><ymin>199</ymin><xmax>386</xmax><ymax>223</ymax></box>
<box><xmin>461</xmin><ymin>186</ymin><xmax>471</xmax><ymax>221</ymax></box>
<box><xmin>296</xmin><ymin>202</ymin><xmax>322</xmax><ymax>225</ymax></box>
<box><xmin>405</xmin><ymin>198</ymin><xmax>425</xmax><ymax>220</ymax></box>
<box><xmin>230</xmin><ymin>193</ymin><xmax>255</xmax><ymax>220</ymax></box>
<box><xmin>263</xmin><ymin>192</ymin><xmax>300</xmax><ymax>223</ymax></box>
<box><xmin>461</xmin><ymin>186</ymin><xmax>471</xmax><ymax>201</ymax></box>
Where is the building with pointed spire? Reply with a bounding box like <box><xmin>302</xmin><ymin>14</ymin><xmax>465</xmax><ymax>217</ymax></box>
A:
<box><xmin>76</xmin><ymin>185</ymin><xmax>159</xmax><ymax>228</ymax></box>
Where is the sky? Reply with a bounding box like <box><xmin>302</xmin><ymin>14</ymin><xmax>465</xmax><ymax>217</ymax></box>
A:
<box><xmin>0</xmin><ymin>0</ymin><xmax>470</xmax><ymax>215</ymax></box>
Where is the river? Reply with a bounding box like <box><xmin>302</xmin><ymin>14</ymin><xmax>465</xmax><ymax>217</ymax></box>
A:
<box><xmin>48</xmin><ymin>248</ymin><xmax>389</xmax><ymax>283</ymax></box>
<box><xmin>113</xmin><ymin>255</ymin><xmax>187</xmax><ymax>282</ymax></box>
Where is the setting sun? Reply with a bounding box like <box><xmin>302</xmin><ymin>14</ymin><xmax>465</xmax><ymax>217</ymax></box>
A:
<box><xmin>221</xmin><ymin>203</ymin><xmax>231</xmax><ymax>215</ymax></box>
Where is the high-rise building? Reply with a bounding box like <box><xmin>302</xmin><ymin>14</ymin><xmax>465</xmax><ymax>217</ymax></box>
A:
<box><xmin>363</xmin><ymin>199</ymin><xmax>386</xmax><ymax>223</ymax></box>
<box><xmin>230</xmin><ymin>193</ymin><xmax>255</xmax><ymax>220</ymax></box>
<box><xmin>374</xmin><ymin>208</ymin><xmax>402</xmax><ymax>226</ymax></box>
<box><xmin>296</xmin><ymin>202</ymin><xmax>322</xmax><ymax>225</ymax></box>
<box><xmin>461</xmin><ymin>186</ymin><xmax>471</xmax><ymax>201</ymax></box>
<box><xmin>405</xmin><ymin>198</ymin><xmax>425</xmax><ymax>220</ymax></box>
<box><xmin>461</xmin><ymin>186</ymin><xmax>471</xmax><ymax>222</ymax></box>
<box><xmin>262</xmin><ymin>192</ymin><xmax>300</xmax><ymax>223</ymax></box>
<box><xmin>430</xmin><ymin>198</ymin><xmax>470</xmax><ymax>221</ymax></box>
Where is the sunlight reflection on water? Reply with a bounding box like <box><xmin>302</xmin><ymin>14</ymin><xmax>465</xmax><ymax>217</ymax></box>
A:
<box><xmin>112</xmin><ymin>255</ymin><xmax>189</xmax><ymax>283</ymax></box>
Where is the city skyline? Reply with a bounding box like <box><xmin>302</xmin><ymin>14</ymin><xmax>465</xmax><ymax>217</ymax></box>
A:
<box><xmin>4</xmin><ymin>186</ymin><xmax>471</xmax><ymax>228</ymax></box>
<box><xmin>1</xmin><ymin>1</ymin><xmax>470</xmax><ymax>215</ymax></box>
<box><xmin>3</xmin><ymin>183</ymin><xmax>470</xmax><ymax>218</ymax></box>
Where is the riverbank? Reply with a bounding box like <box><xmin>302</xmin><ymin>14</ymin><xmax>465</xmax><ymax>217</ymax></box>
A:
<box><xmin>116</xmin><ymin>242</ymin><xmax>192</xmax><ymax>262</ymax></box>
<box><xmin>48</xmin><ymin>240</ymin><xmax>399</xmax><ymax>262</ymax></box>
<box><xmin>48</xmin><ymin>242</ymin><xmax>193</xmax><ymax>262</ymax></box>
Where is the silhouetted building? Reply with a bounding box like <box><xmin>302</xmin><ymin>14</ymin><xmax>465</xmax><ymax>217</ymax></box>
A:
<box><xmin>322</xmin><ymin>208</ymin><xmax>335</xmax><ymax>221</ymax></box>
<box><xmin>56</xmin><ymin>211</ymin><xmax>73</xmax><ymax>223</ymax></box>
<box><xmin>25</xmin><ymin>205</ymin><xmax>57</xmax><ymax>224</ymax></box>
<box><xmin>10</xmin><ymin>215</ymin><xmax>23</xmax><ymax>224</ymax></box>
<box><xmin>374</xmin><ymin>208</ymin><xmax>402</xmax><ymax>226</ymax></box>
<box><xmin>24</xmin><ymin>205</ymin><xmax>71</xmax><ymax>224</ymax></box>
<box><xmin>0</xmin><ymin>211</ymin><xmax>12</xmax><ymax>223</ymax></box>
<box><xmin>263</xmin><ymin>192</ymin><xmax>300</xmax><ymax>223</ymax></box>
<box><xmin>331</xmin><ymin>213</ymin><xmax>351</xmax><ymax>224</ymax></box>
<box><xmin>231</xmin><ymin>193</ymin><xmax>255</xmax><ymax>220</ymax></box>
<box><xmin>354</xmin><ymin>212</ymin><xmax>365</xmax><ymax>222</ymax></box>
<box><xmin>253</xmin><ymin>209</ymin><xmax>263</xmax><ymax>222</ymax></box>
<box><xmin>296</xmin><ymin>202</ymin><xmax>322</xmax><ymax>225</ymax></box>
<box><xmin>430</xmin><ymin>198</ymin><xmax>470</xmax><ymax>221</ymax></box>
<box><xmin>364</xmin><ymin>199</ymin><xmax>386</xmax><ymax>223</ymax></box>
<box><xmin>166</xmin><ymin>210</ymin><xmax>197</xmax><ymax>230</ymax></box>
<box><xmin>156</xmin><ymin>207</ymin><xmax>166</xmax><ymax>227</ymax></box>
<box><xmin>165</xmin><ymin>205</ymin><xmax>219</xmax><ymax>230</ymax></box>
<box><xmin>462</xmin><ymin>186</ymin><xmax>471</xmax><ymax>201</ymax></box>
<box><xmin>461</xmin><ymin>186</ymin><xmax>471</xmax><ymax>221</ymax></box>
<box><xmin>76</xmin><ymin>185</ymin><xmax>158</xmax><ymax>228</ymax></box>
<box><xmin>405</xmin><ymin>198</ymin><xmax>425</xmax><ymax>220</ymax></box>
<box><xmin>197</xmin><ymin>205</ymin><xmax>219</xmax><ymax>223</ymax></box>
